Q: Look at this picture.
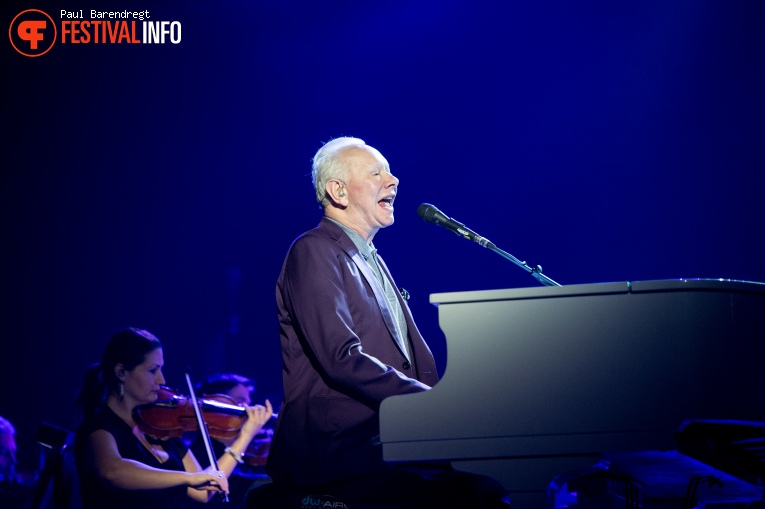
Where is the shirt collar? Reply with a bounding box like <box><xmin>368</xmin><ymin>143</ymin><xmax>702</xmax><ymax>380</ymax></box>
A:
<box><xmin>325</xmin><ymin>217</ymin><xmax>376</xmax><ymax>260</ymax></box>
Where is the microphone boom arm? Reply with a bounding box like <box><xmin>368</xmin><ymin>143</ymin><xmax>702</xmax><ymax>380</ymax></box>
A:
<box><xmin>417</xmin><ymin>203</ymin><xmax>560</xmax><ymax>286</ymax></box>
<box><xmin>486</xmin><ymin>243</ymin><xmax>561</xmax><ymax>287</ymax></box>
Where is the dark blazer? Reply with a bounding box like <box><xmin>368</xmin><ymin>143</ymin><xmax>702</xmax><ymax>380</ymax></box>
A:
<box><xmin>267</xmin><ymin>217</ymin><xmax>439</xmax><ymax>487</ymax></box>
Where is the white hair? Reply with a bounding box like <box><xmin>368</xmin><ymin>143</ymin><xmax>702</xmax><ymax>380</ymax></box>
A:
<box><xmin>311</xmin><ymin>137</ymin><xmax>367</xmax><ymax>208</ymax></box>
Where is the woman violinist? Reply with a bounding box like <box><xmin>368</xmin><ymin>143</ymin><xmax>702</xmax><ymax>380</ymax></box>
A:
<box><xmin>74</xmin><ymin>327</ymin><xmax>273</xmax><ymax>509</ymax></box>
<box><xmin>188</xmin><ymin>373</ymin><xmax>274</xmax><ymax>508</ymax></box>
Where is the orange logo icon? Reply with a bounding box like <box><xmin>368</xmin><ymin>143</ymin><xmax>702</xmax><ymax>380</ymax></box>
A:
<box><xmin>9</xmin><ymin>9</ymin><xmax>57</xmax><ymax>57</ymax></box>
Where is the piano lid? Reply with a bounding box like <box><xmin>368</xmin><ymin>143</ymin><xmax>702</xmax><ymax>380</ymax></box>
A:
<box><xmin>429</xmin><ymin>279</ymin><xmax>765</xmax><ymax>306</ymax></box>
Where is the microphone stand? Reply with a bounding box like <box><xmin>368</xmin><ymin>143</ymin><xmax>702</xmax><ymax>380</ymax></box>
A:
<box><xmin>418</xmin><ymin>203</ymin><xmax>561</xmax><ymax>287</ymax></box>
<box><xmin>486</xmin><ymin>243</ymin><xmax>561</xmax><ymax>287</ymax></box>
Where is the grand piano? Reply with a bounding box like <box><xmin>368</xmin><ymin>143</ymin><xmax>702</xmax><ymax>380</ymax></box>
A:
<box><xmin>379</xmin><ymin>279</ymin><xmax>765</xmax><ymax>508</ymax></box>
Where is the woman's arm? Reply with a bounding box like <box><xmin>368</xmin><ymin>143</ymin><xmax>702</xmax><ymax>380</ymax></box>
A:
<box><xmin>182</xmin><ymin>449</ymin><xmax>228</xmax><ymax>503</ymax></box>
<box><xmin>182</xmin><ymin>401</ymin><xmax>271</xmax><ymax>502</ymax></box>
<box><xmin>88</xmin><ymin>429</ymin><xmax>227</xmax><ymax>497</ymax></box>
<box><xmin>216</xmin><ymin>401</ymin><xmax>274</xmax><ymax>476</ymax></box>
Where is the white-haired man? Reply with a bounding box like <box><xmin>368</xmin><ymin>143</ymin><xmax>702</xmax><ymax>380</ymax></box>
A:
<box><xmin>265</xmin><ymin>138</ymin><xmax>505</xmax><ymax>508</ymax></box>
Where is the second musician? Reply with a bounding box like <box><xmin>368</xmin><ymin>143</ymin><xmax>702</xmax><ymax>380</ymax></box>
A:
<box><xmin>73</xmin><ymin>327</ymin><xmax>273</xmax><ymax>509</ymax></box>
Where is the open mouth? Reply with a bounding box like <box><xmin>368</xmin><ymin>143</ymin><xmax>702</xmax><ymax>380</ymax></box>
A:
<box><xmin>379</xmin><ymin>196</ymin><xmax>395</xmax><ymax>209</ymax></box>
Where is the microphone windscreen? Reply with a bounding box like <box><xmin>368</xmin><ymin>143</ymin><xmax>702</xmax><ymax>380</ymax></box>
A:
<box><xmin>417</xmin><ymin>203</ymin><xmax>438</xmax><ymax>222</ymax></box>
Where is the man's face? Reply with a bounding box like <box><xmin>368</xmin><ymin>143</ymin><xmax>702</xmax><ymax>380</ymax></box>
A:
<box><xmin>341</xmin><ymin>146</ymin><xmax>399</xmax><ymax>240</ymax></box>
<box><xmin>0</xmin><ymin>432</ymin><xmax>17</xmax><ymax>475</ymax></box>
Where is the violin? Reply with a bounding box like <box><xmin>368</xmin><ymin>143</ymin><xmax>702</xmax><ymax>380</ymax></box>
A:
<box><xmin>134</xmin><ymin>382</ymin><xmax>276</xmax><ymax>473</ymax></box>
<box><xmin>134</xmin><ymin>386</ymin><xmax>247</xmax><ymax>440</ymax></box>
<box><xmin>242</xmin><ymin>428</ymin><xmax>273</xmax><ymax>467</ymax></box>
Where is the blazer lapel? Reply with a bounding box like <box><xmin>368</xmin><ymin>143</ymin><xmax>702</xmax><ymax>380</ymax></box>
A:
<box><xmin>348</xmin><ymin>251</ymin><xmax>411</xmax><ymax>361</ymax></box>
<box><xmin>320</xmin><ymin>218</ymin><xmax>411</xmax><ymax>361</ymax></box>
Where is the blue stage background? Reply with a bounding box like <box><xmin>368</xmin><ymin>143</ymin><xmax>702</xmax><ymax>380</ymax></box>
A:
<box><xmin>2</xmin><ymin>0</ymin><xmax>764</xmax><ymax>472</ymax></box>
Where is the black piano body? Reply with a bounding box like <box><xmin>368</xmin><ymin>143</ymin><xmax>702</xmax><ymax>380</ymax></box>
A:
<box><xmin>379</xmin><ymin>279</ymin><xmax>765</xmax><ymax>508</ymax></box>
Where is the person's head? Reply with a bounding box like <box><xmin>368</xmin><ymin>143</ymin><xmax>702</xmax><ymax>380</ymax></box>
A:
<box><xmin>0</xmin><ymin>416</ymin><xmax>17</xmax><ymax>477</ymax></box>
<box><xmin>196</xmin><ymin>373</ymin><xmax>255</xmax><ymax>406</ymax></box>
<box><xmin>76</xmin><ymin>327</ymin><xmax>164</xmax><ymax>421</ymax></box>
<box><xmin>100</xmin><ymin>327</ymin><xmax>164</xmax><ymax>400</ymax></box>
<box><xmin>312</xmin><ymin>137</ymin><xmax>399</xmax><ymax>241</ymax></box>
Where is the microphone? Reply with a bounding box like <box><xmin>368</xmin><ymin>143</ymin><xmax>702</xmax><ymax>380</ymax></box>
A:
<box><xmin>417</xmin><ymin>203</ymin><xmax>495</xmax><ymax>249</ymax></box>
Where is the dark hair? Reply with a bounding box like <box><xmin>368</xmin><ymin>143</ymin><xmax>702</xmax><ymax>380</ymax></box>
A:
<box><xmin>195</xmin><ymin>373</ymin><xmax>255</xmax><ymax>397</ymax></box>
<box><xmin>74</xmin><ymin>327</ymin><xmax>162</xmax><ymax>424</ymax></box>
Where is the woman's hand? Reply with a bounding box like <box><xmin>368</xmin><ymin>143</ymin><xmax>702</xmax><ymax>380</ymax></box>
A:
<box><xmin>239</xmin><ymin>400</ymin><xmax>273</xmax><ymax>442</ymax></box>
<box><xmin>186</xmin><ymin>468</ymin><xmax>229</xmax><ymax>494</ymax></box>
<box><xmin>211</xmin><ymin>400</ymin><xmax>274</xmax><ymax>477</ymax></box>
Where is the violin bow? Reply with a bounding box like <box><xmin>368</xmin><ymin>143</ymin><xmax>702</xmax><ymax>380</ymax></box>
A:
<box><xmin>185</xmin><ymin>369</ymin><xmax>229</xmax><ymax>503</ymax></box>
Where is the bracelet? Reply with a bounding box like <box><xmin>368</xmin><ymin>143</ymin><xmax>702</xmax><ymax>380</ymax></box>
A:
<box><xmin>224</xmin><ymin>447</ymin><xmax>244</xmax><ymax>464</ymax></box>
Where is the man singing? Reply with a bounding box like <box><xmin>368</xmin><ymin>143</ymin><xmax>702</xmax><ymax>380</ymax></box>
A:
<box><xmin>266</xmin><ymin>137</ymin><xmax>502</xmax><ymax>508</ymax></box>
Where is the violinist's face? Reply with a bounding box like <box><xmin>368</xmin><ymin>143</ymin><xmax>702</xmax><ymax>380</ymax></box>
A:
<box><xmin>227</xmin><ymin>383</ymin><xmax>252</xmax><ymax>406</ymax></box>
<box><xmin>123</xmin><ymin>348</ymin><xmax>165</xmax><ymax>406</ymax></box>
